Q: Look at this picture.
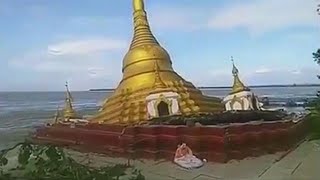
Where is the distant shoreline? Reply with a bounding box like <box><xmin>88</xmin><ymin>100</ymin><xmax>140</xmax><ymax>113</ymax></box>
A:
<box><xmin>89</xmin><ymin>84</ymin><xmax>320</xmax><ymax>92</ymax></box>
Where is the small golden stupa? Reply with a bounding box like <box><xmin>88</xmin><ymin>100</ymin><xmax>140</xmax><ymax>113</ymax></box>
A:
<box><xmin>223</xmin><ymin>57</ymin><xmax>261</xmax><ymax>111</ymax></box>
<box><xmin>91</xmin><ymin>0</ymin><xmax>224</xmax><ymax>124</ymax></box>
<box><xmin>230</xmin><ymin>57</ymin><xmax>250</xmax><ymax>94</ymax></box>
<box><xmin>63</xmin><ymin>82</ymin><xmax>78</xmax><ymax>120</ymax></box>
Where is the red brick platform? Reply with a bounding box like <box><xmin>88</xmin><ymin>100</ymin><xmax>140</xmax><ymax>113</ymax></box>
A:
<box><xmin>32</xmin><ymin>118</ymin><xmax>309</xmax><ymax>163</ymax></box>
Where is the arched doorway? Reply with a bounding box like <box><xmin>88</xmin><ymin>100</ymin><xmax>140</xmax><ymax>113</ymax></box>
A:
<box><xmin>157</xmin><ymin>101</ymin><xmax>170</xmax><ymax>116</ymax></box>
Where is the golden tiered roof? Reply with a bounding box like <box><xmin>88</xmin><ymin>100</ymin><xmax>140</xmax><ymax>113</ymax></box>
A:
<box><xmin>91</xmin><ymin>0</ymin><xmax>224</xmax><ymax>124</ymax></box>
<box><xmin>63</xmin><ymin>82</ymin><xmax>78</xmax><ymax>119</ymax></box>
<box><xmin>230</xmin><ymin>57</ymin><xmax>250</xmax><ymax>94</ymax></box>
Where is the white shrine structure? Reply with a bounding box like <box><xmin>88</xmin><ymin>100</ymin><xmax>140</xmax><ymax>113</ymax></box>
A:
<box><xmin>223</xmin><ymin>57</ymin><xmax>262</xmax><ymax>111</ymax></box>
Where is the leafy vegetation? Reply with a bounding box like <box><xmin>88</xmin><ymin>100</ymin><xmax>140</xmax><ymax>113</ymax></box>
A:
<box><xmin>306</xmin><ymin>103</ymin><xmax>320</xmax><ymax>140</ymax></box>
<box><xmin>0</xmin><ymin>141</ymin><xmax>145</xmax><ymax>180</ymax></box>
<box><xmin>307</xmin><ymin>49</ymin><xmax>320</xmax><ymax>140</ymax></box>
<box><xmin>313</xmin><ymin>49</ymin><xmax>320</xmax><ymax>66</ymax></box>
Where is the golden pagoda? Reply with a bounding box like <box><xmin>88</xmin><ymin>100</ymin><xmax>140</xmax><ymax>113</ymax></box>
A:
<box><xmin>223</xmin><ymin>57</ymin><xmax>261</xmax><ymax>111</ymax></box>
<box><xmin>230</xmin><ymin>57</ymin><xmax>250</xmax><ymax>94</ymax></box>
<box><xmin>63</xmin><ymin>82</ymin><xmax>78</xmax><ymax>120</ymax></box>
<box><xmin>91</xmin><ymin>0</ymin><xmax>224</xmax><ymax>124</ymax></box>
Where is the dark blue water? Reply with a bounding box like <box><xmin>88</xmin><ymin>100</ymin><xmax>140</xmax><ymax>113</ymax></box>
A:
<box><xmin>0</xmin><ymin>87</ymin><xmax>317</xmax><ymax>149</ymax></box>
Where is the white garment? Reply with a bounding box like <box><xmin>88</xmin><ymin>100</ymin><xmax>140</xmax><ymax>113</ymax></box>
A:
<box><xmin>174</xmin><ymin>154</ymin><xmax>203</xmax><ymax>169</ymax></box>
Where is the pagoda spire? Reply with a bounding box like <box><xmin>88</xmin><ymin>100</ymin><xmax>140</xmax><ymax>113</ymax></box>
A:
<box><xmin>133</xmin><ymin>0</ymin><xmax>144</xmax><ymax>11</ymax></box>
<box><xmin>65</xmin><ymin>81</ymin><xmax>73</xmax><ymax>102</ymax></box>
<box><xmin>63</xmin><ymin>81</ymin><xmax>77</xmax><ymax>119</ymax></box>
<box><xmin>230</xmin><ymin>57</ymin><xmax>250</xmax><ymax>94</ymax></box>
<box><xmin>90</xmin><ymin>1</ymin><xmax>225</xmax><ymax>124</ymax></box>
<box><xmin>121</xmin><ymin>0</ymin><xmax>174</xmax><ymax>86</ymax></box>
<box><xmin>130</xmin><ymin>0</ymin><xmax>159</xmax><ymax>49</ymax></box>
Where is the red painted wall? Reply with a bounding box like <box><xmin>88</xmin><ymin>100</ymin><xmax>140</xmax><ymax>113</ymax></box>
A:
<box><xmin>33</xmin><ymin>119</ymin><xmax>309</xmax><ymax>163</ymax></box>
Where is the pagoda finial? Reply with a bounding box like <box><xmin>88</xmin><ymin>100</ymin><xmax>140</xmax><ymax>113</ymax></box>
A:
<box><xmin>231</xmin><ymin>56</ymin><xmax>239</xmax><ymax>76</ymax></box>
<box><xmin>230</xmin><ymin>57</ymin><xmax>249</xmax><ymax>94</ymax></box>
<box><xmin>130</xmin><ymin>0</ymin><xmax>159</xmax><ymax>49</ymax></box>
<box><xmin>65</xmin><ymin>81</ymin><xmax>73</xmax><ymax>102</ymax></box>
<box><xmin>133</xmin><ymin>0</ymin><xmax>144</xmax><ymax>11</ymax></box>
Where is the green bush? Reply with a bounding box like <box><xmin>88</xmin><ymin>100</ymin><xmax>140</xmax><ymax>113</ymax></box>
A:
<box><xmin>308</xmin><ymin>48</ymin><xmax>320</xmax><ymax>140</ymax></box>
<box><xmin>306</xmin><ymin>99</ymin><xmax>320</xmax><ymax>140</ymax></box>
<box><xmin>0</xmin><ymin>142</ymin><xmax>145</xmax><ymax>180</ymax></box>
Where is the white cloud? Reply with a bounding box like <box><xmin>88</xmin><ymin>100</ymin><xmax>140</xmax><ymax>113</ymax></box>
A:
<box><xmin>48</xmin><ymin>38</ymin><xmax>126</xmax><ymax>56</ymax></box>
<box><xmin>291</xmin><ymin>69</ymin><xmax>302</xmax><ymax>75</ymax></box>
<box><xmin>5</xmin><ymin>1</ymin><xmax>320</xmax><ymax>90</ymax></box>
<box><xmin>246</xmin><ymin>67</ymin><xmax>320</xmax><ymax>85</ymax></box>
<box><xmin>255</xmin><ymin>68</ymin><xmax>273</xmax><ymax>74</ymax></box>
<box><xmin>208</xmin><ymin>0</ymin><xmax>318</xmax><ymax>35</ymax></box>
<box><xmin>145</xmin><ymin>0</ymin><xmax>318</xmax><ymax>35</ymax></box>
<box><xmin>9</xmin><ymin>47</ymin><xmax>320</xmax><ymax>90</ymax></box>
<box><xmin>9</xmin><ymin>37</ymin><xmax>126</xmax><ymax>90</ymax></box>
<box><xmin>87</xmin><ymin>67</ymin><xmax>111</xmax><ymax>78</ymax></box>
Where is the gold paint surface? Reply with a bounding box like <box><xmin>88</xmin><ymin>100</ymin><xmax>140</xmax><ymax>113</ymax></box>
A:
<box><xmin>133</xmin><ymin>0</ymin><xmax>144</xmax><ymax>11</ymax></box>
<box><xmin>91</xmin><ymin>0</ymin><xmax>224</xmax><ymax>124</ymax></box>
<box><xmin>63</xmin><ymin>82</ymin><xmax>78</xmax><ymax>119</ymax></box>
<box><xmin>230</xmin><ymin>62</ymin><xmax>250</xmax><ymax>94</ymax></box>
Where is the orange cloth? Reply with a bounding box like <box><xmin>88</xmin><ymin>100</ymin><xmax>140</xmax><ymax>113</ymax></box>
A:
<box><xmin>175</xmin><ymin>143</ymin><xmax>193</xmax><ymax>159</ymax></box>
<box><xmin>174</xmin><ymin>143</ymin><xmax>204</xmax><ymax>169</ymax></box>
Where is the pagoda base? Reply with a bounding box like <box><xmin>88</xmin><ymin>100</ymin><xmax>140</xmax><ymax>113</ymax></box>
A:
<box><xmin>32</xmin><ymin>118</ymin><xmax>309</xmax><ymax>163</ymax></box>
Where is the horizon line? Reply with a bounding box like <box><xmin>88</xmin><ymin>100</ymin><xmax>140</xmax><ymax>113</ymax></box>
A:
<box><xmin>89</xmin><ymin>83</ymin><xmax>320</xmax><ymax>92</ymax></box>
<box><xmin>0</xmin><ymin>83</ymin><xmax>319</xmax><ymax>93</ymax></box>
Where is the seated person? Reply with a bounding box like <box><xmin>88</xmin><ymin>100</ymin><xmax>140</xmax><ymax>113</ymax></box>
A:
<box><xmin>174</xmin><ymin>143</ymin><xmax>203</xmax><ymax>169</ymax></box>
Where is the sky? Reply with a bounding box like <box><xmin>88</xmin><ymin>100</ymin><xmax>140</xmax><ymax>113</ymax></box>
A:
<box><xmin>0</xmin><ymin>0</ymin><xmax>320</xmax><ymax>91</ymax></box>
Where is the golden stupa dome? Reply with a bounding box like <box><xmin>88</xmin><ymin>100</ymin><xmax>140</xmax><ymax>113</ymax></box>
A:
<box><xmin>122</xmin><ymin>45</ymin><xmax>172</xmax><ymax>72</ymax></box>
